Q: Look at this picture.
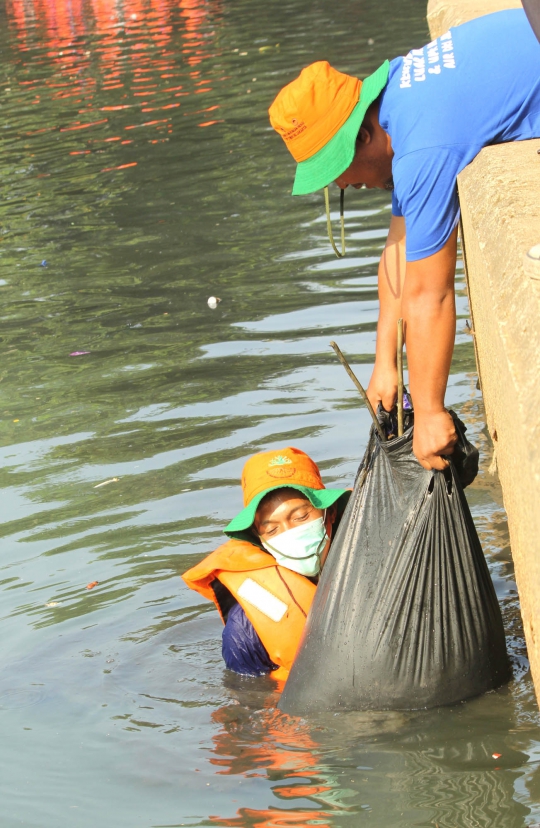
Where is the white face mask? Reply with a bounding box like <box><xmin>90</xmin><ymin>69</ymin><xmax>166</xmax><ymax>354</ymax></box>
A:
<box><xmin>260</xmin><ymin>512</ymin><xmax>328</xmax><ymax>577</ymax></box>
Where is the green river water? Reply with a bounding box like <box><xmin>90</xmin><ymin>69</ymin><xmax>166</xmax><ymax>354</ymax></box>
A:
<box><xmin>1</xmin><ymin>0</ymin><xmax>540</xmax><ymax>825</ymax></box>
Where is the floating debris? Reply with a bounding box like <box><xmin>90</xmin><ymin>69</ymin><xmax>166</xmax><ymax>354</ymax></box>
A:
<box><xmin>45</xmin><ymin>602</ymin><xmax>61</xmax><ymax>607</ymax></box>
<box><xmin>86</xmin><ymin>581</ymin><xmax>99</xmax><ymax>590</ymax></box>
<box><xmin>368</xmin><ymin>38</ymin><xmax>375</xmax><ymax>45</ymax></box>
<box><xmin>40</xmin><ymin>260</ymin><xmax>48</xmax><ymax>267</ymax></box>
<box><xmin>93</xmin><ymin>477</ymin><xmax>119</xmax><ymax>488</ymax></box>
<box><xmin>492</xmin><ymin>753</ymin><xmax>502</xmax><ymax>759</ymax></box>
<box><xmin>70</xmin><ymin>351</ymin><xmax>90</xmax><ymax>356</ymax></box>
<box><xmin>207</xmin><ymin>296</ymin><xmax>221</xmax><ymax>309</ymax></box>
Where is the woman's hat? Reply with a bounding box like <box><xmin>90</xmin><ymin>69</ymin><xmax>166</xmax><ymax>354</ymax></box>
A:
<box><xmin>268</xmin><ymin>59</ymin><xmax>389</xmax><ymax>195</ymax></box>
<box><xmin>224</xmin><ymin>446</ymin><xmax>350</xmax><ymax>540</ymax></box>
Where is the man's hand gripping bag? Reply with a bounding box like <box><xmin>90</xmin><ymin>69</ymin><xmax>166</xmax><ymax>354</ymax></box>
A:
<box><xmin>279</xmin><ymin>413</ymin><xmax>510</xmax><ymax>714</ymax></box>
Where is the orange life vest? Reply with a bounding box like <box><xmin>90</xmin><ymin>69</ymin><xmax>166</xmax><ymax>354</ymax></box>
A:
<box><xmin>182</xmin><ymin>539</ymin><xmax>316</xmax><ymax>680</ymax></box>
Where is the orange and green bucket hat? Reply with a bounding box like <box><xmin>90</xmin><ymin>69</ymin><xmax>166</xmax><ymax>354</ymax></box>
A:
<box><xmin>224</xmin><ymin>446</ymin><xmax>350</xmax><ymax>541</ymax></box>
<box><xmin>269</xmin><ymin>59</ymin><xmax>389</xmax><ymax>196</ymax></box>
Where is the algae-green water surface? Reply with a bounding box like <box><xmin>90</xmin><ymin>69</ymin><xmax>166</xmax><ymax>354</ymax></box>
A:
<box><xmin>0</xmin><ymin>0</ymin><xmax>539</xmax><ymax>825</ymax></box>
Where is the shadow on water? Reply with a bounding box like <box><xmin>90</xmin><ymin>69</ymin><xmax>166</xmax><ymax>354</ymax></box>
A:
<box><xmin>0</xmin><ymin>0</ymin><xmax>540</xmax><ymax>826</ymax></box>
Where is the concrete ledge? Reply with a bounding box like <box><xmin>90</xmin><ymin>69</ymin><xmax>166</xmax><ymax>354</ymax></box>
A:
<box><xmin>427</xmin><ymin>0</ymin><xmax>540</xmax><ymax>705</ymax></box>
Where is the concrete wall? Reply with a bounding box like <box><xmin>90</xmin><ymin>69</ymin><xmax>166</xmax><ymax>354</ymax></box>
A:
<box><xmin>427</xmin><ymin>0</ymin><xmax>540</xmax><ymax>705</ymax></box>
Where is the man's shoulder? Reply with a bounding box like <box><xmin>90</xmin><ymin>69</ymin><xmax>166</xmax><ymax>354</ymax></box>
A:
<box><xmin>383</xmin><ymin>7</ymin><xmax>532</xmax><ymax>107</ymax></box>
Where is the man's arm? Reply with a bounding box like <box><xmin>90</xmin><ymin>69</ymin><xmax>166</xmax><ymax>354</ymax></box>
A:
<box><xmin>403</xmin><ymin>227</ymin><xmax>458</xmax><ymax>470</ymax></box>
<box><xmin>367</xmin><ymin>221</ymin><xmax>458</xmax><ymax>470</ymax></box>
<box><xmin>366</xmin><ymin>215</ymin><xmax>406</xmax><ymax>412</ymax></box>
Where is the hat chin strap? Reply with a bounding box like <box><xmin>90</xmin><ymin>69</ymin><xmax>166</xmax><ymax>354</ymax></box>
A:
<box><xmin>324</xmin><ymin>186</ymin><xmax>346</xmax><ymax>258</ymax></box>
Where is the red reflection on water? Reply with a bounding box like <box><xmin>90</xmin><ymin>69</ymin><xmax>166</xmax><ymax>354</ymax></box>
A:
<box><xmin>101</xmin><ymin>161</ymin><xmax>138</xmax><ymax>171</ymax></box>
<box><xmin>5</xmin><ymin>0</ymin><xmax>224</xmax><ymax>162</ymax></box>
<box><xmin>206</xmin><ymin>700</ymin><xmax>338</xmax><ymax>828</ymax></box>
<box><xmin>210</xmin><ymin>808</ymin><xmax>333</xmax><ymax>828</ymax></box>
<box><xmin>272</xmin><ymin>783</ymin><xmax>333</xmax><ymax>799</ymax></box>
<box><xmin>60</xmin><ymin>119</ymin><xmax>108</xmax><ymax>132</ymax></box>
<box><xmin>210</xmin><ymin>706</ymin><xmax>321</xmax><ymax>776</ymax></box>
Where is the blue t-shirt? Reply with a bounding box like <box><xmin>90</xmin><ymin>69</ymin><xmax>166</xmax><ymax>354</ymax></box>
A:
<box><xmin>378</xmin><ymin>9</ymin><xmax>540</xmax><ymax>262</ymax></box>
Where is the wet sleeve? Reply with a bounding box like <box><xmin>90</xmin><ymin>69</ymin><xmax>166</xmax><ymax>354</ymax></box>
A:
<box><xmin>393</xmin><ymin>147</ymin><xmax>466</xmax><ymax>262</ymax></box>
<box><xmin>222</xmin><ymin>602</ymin><xmax>278</xmax><ymax>676</ymax></box>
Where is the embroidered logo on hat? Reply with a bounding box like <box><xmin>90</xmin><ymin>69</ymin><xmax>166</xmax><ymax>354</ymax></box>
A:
<box><xmin>267</xmin><ymin>453</ymin><xmax>296</xmax><ymax>478</ymax></box>
<box><xmin>267</xmin><ymin>466</ymin><xmax>296</xmax><ymax>479</ymax></box>
<box><xmin>269</xmin><ymin>455</ymin><xmax>292</xmax><ymax>466</ymax></box>
<box><xmin>281</xmin><ymin>121</ymin><xmax>307</xmax><ymax>141</ymax></box>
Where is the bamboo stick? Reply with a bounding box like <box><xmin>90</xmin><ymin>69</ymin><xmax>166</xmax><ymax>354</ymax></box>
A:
<box><xmin>397</xmin><ymin>318</ymin><xmax>404</xmax><ymax>437</ymax></box>
<box><xmin>329</xmin><ymin>341</ymin><xmax>386</xmax><ymax>441</ymax></box>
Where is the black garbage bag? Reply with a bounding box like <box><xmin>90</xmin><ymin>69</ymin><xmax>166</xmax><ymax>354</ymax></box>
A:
<box><xmin>279</xmin><ymin>411</ymin><xmax>510</xmax><ymax>715</ymax></box>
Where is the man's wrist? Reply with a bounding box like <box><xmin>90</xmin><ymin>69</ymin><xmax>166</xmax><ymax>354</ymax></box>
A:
<box><xmin>413</xmin><ymin>404</ymin><xmax>447</xmax><ymax>418</ymax></box>
<box><xmin>373</xmin><ymin>353</ymin><xmax>397</xmax><ymax>372</ymax></box>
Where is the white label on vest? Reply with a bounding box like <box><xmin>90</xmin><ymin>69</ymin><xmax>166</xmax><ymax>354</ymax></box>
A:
<box><xmin>237</xmin><ymin>578</ymin><xmax>288</xmax><ymax>623</ymax></box>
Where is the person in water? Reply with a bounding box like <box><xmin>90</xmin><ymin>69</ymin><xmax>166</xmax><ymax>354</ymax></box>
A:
<box><xmin>182</xmin><ymin>447</ymin><xmax>350</xmax><ymax>679</ymax></box>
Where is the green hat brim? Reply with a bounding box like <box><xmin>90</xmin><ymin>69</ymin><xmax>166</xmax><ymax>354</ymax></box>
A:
<box><xmin>292</xmin><ymin>60</ymin><xmax>390</xmax><ymax>196</ymax></box>
<box><xmin>224</xmin><ymin>484</ymin><xmax>350</xmax><ymax>542</ymax></box>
